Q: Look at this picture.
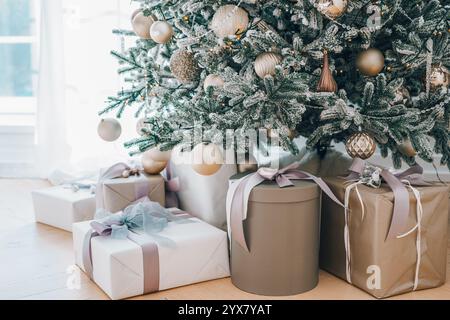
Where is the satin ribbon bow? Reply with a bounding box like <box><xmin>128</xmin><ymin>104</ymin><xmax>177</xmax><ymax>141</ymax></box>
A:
<box><xmin>226</xmin><ymin>162</ymin><xmax>344</xmax><ymax>253</ymax></box>
<box><xmin>346</xmin><ymin>158</ymin><xmax>428</xmax><ymax>240</ymax></box>
<box><xmin>92</xmin><ymin>198</ymin><xmax>188</xmax><ymax>239</ymax></box>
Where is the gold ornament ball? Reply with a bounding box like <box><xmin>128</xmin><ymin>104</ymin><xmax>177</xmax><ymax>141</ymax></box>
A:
<box><xmin>398</xmin><ymin>139</ymin><xmax>417</xmax><ymax>157</ymax></box>
<box><xmin>170</xmin><ymin>50</ymin><xmax>201</xmax><ymax>84</ymax></box>
<box><xmin>97</xmin><ymin>118</ymin><xmax>122</xmax><ymax>142</ymax></box>
<box><xmin>345</xmin><ymin>132</ymin><xmax>377</xmax><ymax>160</ymax></box>
<box><xmin>150</xmin><ymin>21</ymin><xmax>173</xmax><ymax>44</ymax></box>
<box><xmin>204</xmin><ymin>74</ymin><xmax>224</xmax><ymax>91</ymax></box>
<box><xmin>356</xmin><ymin>48</ymin><xmax>385</xmax><ymax>77</ymax></box>
<box><xmin>429</xmin><ymin>65</ymin><xmax>449</xmax><ymax>90</ymax></box>
<box><xmin>254</xmin><ymin>52</ymin><xmax>282</xmax><ymax>79</ymax></box>
<box><xmin>317</xmin><ymin>0</ymin><xmax>348</xmax><ymax>19</ymax></box>
<box><xmin>146</xmin><ymin>147</ymin><xmax>172</xmax><ymax>162</ymax></box>
<box><xmin>191</xmin><ymin>143</ymin><xmax>223</xmax><ymax>176</ymax></box>
<box><xmin>131</xmin><ymin>10</ymin><xmax>156</xmax><ymax>39</ymax></box>
<box><xmin>141</xmin><ymin>151</ymin><xmax>168</xmax><ymax>175</ymax></box>
<box><xmin>210</xmin><ymin>5</ymin><xmax>249</xmax><ymax>38</ymax></box>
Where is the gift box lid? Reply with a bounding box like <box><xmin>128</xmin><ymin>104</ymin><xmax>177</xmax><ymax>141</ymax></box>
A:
<box><xmin>230</xmin><ymin>173</ymin><xmax>320</xmax><ymax>204</ymax></box>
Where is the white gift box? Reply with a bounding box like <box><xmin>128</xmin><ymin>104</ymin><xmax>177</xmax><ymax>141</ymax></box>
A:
<box><xmin>170</xmin><ymin>163</ymin><xmax>237</xmax><ymax>230</ymax></box>
<box><xmin>32</xmin><ymin>186</ymin><xmax>96</xmax><ymax>232</ymax></box>
<box><xmin>73</xmin><ymin>216</ymin><xmax>230</xmax><ymax>300</ymax></box>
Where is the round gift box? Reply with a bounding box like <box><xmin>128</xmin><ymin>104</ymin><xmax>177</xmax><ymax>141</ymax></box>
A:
<box><xmin>230</xmin><ymin>176</ymin><xmax>321</xmax><ymax>296</ymax></box>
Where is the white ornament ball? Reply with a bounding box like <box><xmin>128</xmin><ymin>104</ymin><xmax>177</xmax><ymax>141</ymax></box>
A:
<box><xmin>211</xmin><ymin>5</ymin><xmax>249</xmax><ymax>38</ymax></box>
<box><xmin>131</xmin><ymin>10</ymin><xmax>156</xmax><ymax>39</ymax></box>
<box><xmin>150</xmin><ymin>21</ymin><xmax>173</xmax><ymax>44</ymax></box>
<box><xmin>97</xmin><ymin>118</ymin><xmax>122</xmax><ymax>142</ymax></box>
<box><xmin>254</xmin><ymin>52</ymin><xmax>282</xmax><ymax>78</ymax></box>
<box><xmin>204</xmin><ymin>74</ymin><xmax>224</xmax><ymax>91</ymax></box>
<box><xmin>141</xmin><ymin>151</ymin><xmax>167</xmax><ymax>175</ymax></box>
<box><xmin>146</xmin><ymin>147</ymin><xmax>172</xmax><ymax>162</ymax></box>
<box><xmin>191</xmin><ymin>143</ymin><xmax>223</xmax><ymax>176</ymax></box>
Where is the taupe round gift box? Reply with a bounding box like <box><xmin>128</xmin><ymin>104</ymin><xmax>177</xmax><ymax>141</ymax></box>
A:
<box><xmin>230</xmin><ymin>177</ymin><xmax>321</xmax><ymax>296</ymax></box>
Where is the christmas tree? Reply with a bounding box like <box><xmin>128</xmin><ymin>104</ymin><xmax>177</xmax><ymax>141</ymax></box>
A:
<box><xmin>99</xmin><ymin>0</ymin><xmax>450</xmax><ymax>170</ymax></box>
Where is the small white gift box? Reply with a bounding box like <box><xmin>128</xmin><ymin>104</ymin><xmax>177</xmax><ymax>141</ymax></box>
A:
<box><xmin>32</xmin><ymin>185</ymin><xmax>96</xmax><ymax>232</ymax></box>
<box><xmin>73</xmin><ymin>211</ymin><xmax>230</xmax><ymax>300</ymax></box>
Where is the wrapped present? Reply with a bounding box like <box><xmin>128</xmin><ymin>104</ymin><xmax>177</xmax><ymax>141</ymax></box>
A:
<box><xmin>226</xmin><ymin>163</ymin><xmax>344</xmax><ymax>296</ymax></box>
<box><xmin>32</xmin><ymin>184</ymin><xmax>96</xmax><ymax>232</ymax></box>
<box><xmin>96</xmin><ymin>163</ymin><xmax>165</xmax><ymax>213</ymax></box>
<box><xmin>320</xmin><ymin>160</ymin><xmax>449</xmax><ymax>298</ymax></box>
<box><xmin>73</xmin><ymin>199</ymin><xmax>230</xmax><ymax>300</ymax></box>
<box><xmin>169</xmin><ymin>162</ymin><xmax>237</xmax><ymax>230</ymax></box>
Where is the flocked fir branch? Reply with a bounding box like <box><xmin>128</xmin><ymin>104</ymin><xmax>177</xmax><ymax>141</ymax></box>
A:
<box><xmin>100</xmin><ymin>0</ymin><xmax>450</xmax><ymax>169</ymax></box>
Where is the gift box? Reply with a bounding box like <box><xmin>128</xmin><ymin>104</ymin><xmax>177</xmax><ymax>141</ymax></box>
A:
<box><xmin>32</xmin><ymin>185</ymin><xmax>96</xmax><ymax>232</ymax></box>
<box><xmin>169</xmin><ymin>162</ymin><xmax>237</xmax><ymax>230</ymax></box>
<box><xmin>96</xmin><ymin>169</ymin><xmax>165</xmax><ymax>213</ymax></box>
<box><xmin>73</xmin><ymin>201</ymin><xmax>230</xmax><ymax>300</ymax></box>
<box><xmin>320</xmin><ymin>176</ymin><xmax>449</xmax><ymax>298</ymax></box>
<box><xmin>226</xmin><ymin>164</ymin><xmax>343</xmax><ymax>296</ymax></box>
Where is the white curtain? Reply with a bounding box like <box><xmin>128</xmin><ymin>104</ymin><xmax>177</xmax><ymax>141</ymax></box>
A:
<box><xmin>34</xmin><ymin>0</ymin><xmax>140</xmax><ymax>181</ymax></box>
<box><xmin>35</xmin><ymin>0</ymin><xmax>71</xmax><ymax>178</ymax></box>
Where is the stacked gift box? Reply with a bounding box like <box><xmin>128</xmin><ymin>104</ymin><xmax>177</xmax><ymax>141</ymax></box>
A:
<box><xmin>32</xmin><ymin>156</ymin><xmax>449</xmax><ymax>299</ymax></box>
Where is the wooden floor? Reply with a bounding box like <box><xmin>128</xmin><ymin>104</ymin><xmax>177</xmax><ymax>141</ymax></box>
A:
<box><xmin>1</xmin><ymin>179</ymin><xmax>450</xmax><ymax>300</ymax></box>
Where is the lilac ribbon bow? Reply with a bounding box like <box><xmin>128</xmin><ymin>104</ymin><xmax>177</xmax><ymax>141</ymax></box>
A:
<box><xmin>226</xmin><ymin>162</ymin><xmax>344</xmax><ymax>252</ymax></box>
<box><xmin>347</xmin><ymin>158</ymin><xmax>428</xmax><ymax>239</ymax></box>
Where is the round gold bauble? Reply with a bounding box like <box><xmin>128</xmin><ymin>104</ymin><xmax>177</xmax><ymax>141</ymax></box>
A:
<box><xmin>210</xmin><ymin>5</ymin><xmax>249</xmax><ymax>38</ymax></box>
<box><xmin>131</xmin><ymin>10</ymin><xmax>156</xmax><ymax>39</ymax></box>
<box><xmin>150</xmin><ymin>21</ymin><xmax>173</xmax><ymax>44</ymax></box>
<box><xmin>345</xmin><ymin>132</ymin><xmax>377</xmax><ymax>160</ymax></box>
<box><xmin>97</xmin><ymin>118</ymin><xmax>122</xmax><ymax>142</ymax></box>
<box><xmin>398</xmin><ymin>139</ymin><xmax>417</xmax><ymax>157</ymax></box>
<box><xmin>204</xmin><ymin>74</ymin><xmax>224</xmax><ymax>91</ymax></box>
<box><xmin>170</xmin><ymin>50</ymin><xmax>201</xmax><ymax>83</ymax></box>
<box><xmin>191</xmin><ymin>143</ymin><xmax>223</xmax><ymax>176</ymax></box>
<box><xmin>356</xmin><ymin>48</ymin><xmax>385</xmax><ymax>77</ymax></box>
<box><xmin>146</xmin><ymin>147</ymin><xmax>172</xmax><ymax>162</ymax></box>
<box><xmin>141</xmin><ymin>151</ymin><xmax>168</xmax><ymax>175</ymax></box>
<box><xmin>429</xmin><ymin>65</ymin><xmax>449</xmax><ymax>90</ymax></box>
<box><xmin>254</xmin><ymin>52</ymin><xmax>282</xmax><ymax>79</ymax></box>
<box><xmin>317</xmin><ymin>0</ymin><xmax>348</xmax><ymax>19</ymax></box>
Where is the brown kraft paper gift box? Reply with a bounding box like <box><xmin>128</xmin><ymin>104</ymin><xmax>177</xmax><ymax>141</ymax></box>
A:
<box><xmin>320</xmin><ymin>177</ymin><xmax>449</xmax><ymax>298</ymax></box>
<box><xmin>97</xmin><ymin>174</ymin><xmax>165</xmax><ymax>213</ymax></box>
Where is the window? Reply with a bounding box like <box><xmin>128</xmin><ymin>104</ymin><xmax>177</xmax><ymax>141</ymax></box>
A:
<box><xmin>0</xmin><ymin>0</ymin><xmax>39</xmax><ymax>126</ymax></box>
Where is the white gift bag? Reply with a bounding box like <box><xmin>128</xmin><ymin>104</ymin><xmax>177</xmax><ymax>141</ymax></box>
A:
<box><xmin>169</xmin><ymin>163</ymin><xmax>237</xmax><ymax>231</ymax></box>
